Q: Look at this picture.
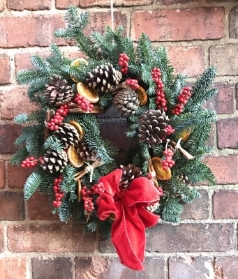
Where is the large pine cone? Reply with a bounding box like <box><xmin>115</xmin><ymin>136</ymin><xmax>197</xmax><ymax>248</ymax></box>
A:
<box><xmin>76</xmin><ymin>141</ymin><xmax>97</xmax><ymax>161</ymax></box>
<box><xmin>119</xmin><ymin>164</ymin><xmax>142</xmax><ymax>188</ymax></box>
<box><xmin>86</xmin><ymin>63</ymin><xmax>122</xmax><ymax>93</ymax></box>
<box><xmin>45</xmin><ymin>75</ymin><xmax>74</xmax><ymax>106</ymax></box>
<box><xmin>54</xmin><ymin>123</ymin><xmax>80</xmax><ymax>149</ymax></box>
<box><xmin>138</xmin><ymin>110</ymin><xmax>169</xmax><ymax>148</ymax></box>
<box><xmin>113</xmin><ymin>88</ymin><xmax>139</xmax><ymax>117</ymax></box>
<box><xmin>41</xmin><ymin>150</ymin><xmax>68</xmax><ymax>173</ymax></box>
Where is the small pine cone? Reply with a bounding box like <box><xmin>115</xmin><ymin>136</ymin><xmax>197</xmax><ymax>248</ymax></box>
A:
<box><xmin>119</xmin><ymin>164</ymin><xmax>142</xmax><ymax>188</ymax></box>
<box><xmin>138</xmin><ymin>110</ymin><xmax>169</xmax><ymax>148</ymax></box>
<box><xmin>86</xmin><ymin>63</ymin><xmax>122</xmax><ymax>93</ymax></box>
<box><xmin>45</xmin><ymin>75</ymin><xmax>74</xmax><ymax>106</ymax></box>
<box><xmin>41</xmin><ymin>150</ymin><xmax>68</xmax><ymax>173</ymax></box>
<box><xmin>54</xmin><ymin>123</ymin><xmax>80</xmax><ymax>148</ymax></box>
<box><xmin>145</xmin><ymin>202</ymin><xmax>159</xmax><ymax>213</ymax></box>
<box><xmin>178</xmin><ymin>173</ymin><xmax>191</xmax><ymax>185</ymax></box>
<box><xmin>113</xmin><ymin>88</ymin><xmax>140</xmax><ymax>117</ymax></box>
<box><xmin>76</xmin><ymin>141</ymin><xmax>97</xmax><ymax>162</ymax></box>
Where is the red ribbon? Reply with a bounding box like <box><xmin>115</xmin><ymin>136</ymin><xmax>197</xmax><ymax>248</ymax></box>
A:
<box><xmin>97</xmin><ymin>169</ymin><xmax>162</xmax><ymax>270</ymax></box>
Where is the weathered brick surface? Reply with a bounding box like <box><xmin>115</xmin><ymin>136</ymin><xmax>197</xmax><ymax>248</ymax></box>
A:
<box><xmin>217</xmin><ymin>118</ymin><xmax>238</xmax><ymax>149</ymax></box>
<box><xmin>75</xmin><ymin>257</ymin><xmax>166</xmax><ymax>279</ymax></box>
<box><xmin>180</xmin><ymin>190</ymin><xmax>209</xmax><ymax>220</ymax></box>
<box><xmin>8</xmin><ymin>163</ymin><xmax>32</xmax><ymax>188</ymax></box>
<box><xmin>0</xmin><ymin>160</ymin><xmax>5</xmax><ymax>188</ymax></box>
<box><xmin>0</xmin><ymin>0</ymin><xmax>4</xmax><ymax>11</ymax></box>
<box><xmin>0</xmin><ymin>54</ymin><xmax>10</xmax><ymax>84</ymax></box>
<box><xmin>205</xmin><ymin>155</ymin><xmax>238</xmax><ymax>184</ymax></box>
<box><xmin>169</xmin><ymin>257</ymin><xmax>213</xmax><ymax>279</ymax></box>
<box><xmin>1</xmin><ymin>87</ymin><xmax>37</xmax><ymax>120</ymax></box>
<box><xmin>210</xmin><ymin>44</ymin><xmax>238</xmax><ymax>76</ymax></box>
<box><xmin>27</xmin><ymin>192</ymin><xmax>59</xmax><ymax>221</ymax></box>
<box><xmin>0</xmin><ymin>15</ymin><xmax>65</xmax><ymax>48</ymax></box>
<box><xmin>32</xmin><ymin>257</ymin><xmax>72</xmax><ymax>279</ymax></box>
<box><xmin>215</xmin><ymin>257</ymin><xmax>238</xmax><ymax>278</ymax></box>
<box><xmin>0</xmin><ymin>258</ymin><xmax>26</xmax><ymax>279</ymax></box>
<box><xmin>205</xmin><ymin>83</ymin><xmax>235</xmax><ymax>114</ymax></box>
<box><xmin>229</xmin><ymin>6</ymin><xmax>238</xmax><ymax>38</ymax></box>
<box><xmin>0</xmin><ymin>225</ymin><xmax>4</xmax><ymax>252</ymax></box>
<box><xmin>0</xmin><ymin>192</ymin><xmax>24</xmax><ymax>221</ymax></box>
<box><xmin>8</xmin><ymin>224</ymin><xmax>97</xmax><ymax>252</ymax></box>
<box><xmin>167</xmin><ymin>46</ymin><xmax>205</xmax><ymax>77</ymax></box>
<box><xmin>213</xmin><ymin>190</ymin><xmax>238</xmax><ymax>219</ymax></box>
<box><xmin>146</xmin><ymin>223</ymin><xmax>234</xmax><ymax>252</ymax></box>
<box><xmin>0</xmin><ymin>124</ymin><xmax>22</xmax><ymax>154</ymax></box>
<box><xmin>159</xmin><ymin>0</ymin><xmax>197</xmax><ymax>4</ymax></box>
<box><xmin>7</xmin><ymin>0</ymin><xmax>51</xmax><ymax>10</ymax></box>
<box><xmin>131</xmin><ymin>8</ymin><xmax>225</xmax><ymax>41</ymax></box>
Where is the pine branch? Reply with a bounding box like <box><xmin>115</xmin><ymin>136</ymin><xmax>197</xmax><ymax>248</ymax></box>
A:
<box><xmin>24</xmin><ymin>171</ymin><xmax>43</xmax><ymax>200</ymax></box>
<box><xmin>10</xmin><ymin>146</ymin><xmax>28</xmax><ymax>165</ymax></box>
<box><xmin>43</xmin><ymin>136</ymin><xmax>64</xmax><ymax>153</ymax></box>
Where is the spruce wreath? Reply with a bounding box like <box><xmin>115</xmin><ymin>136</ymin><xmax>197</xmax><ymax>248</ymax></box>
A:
<box><xmin>11</xmin><ymin>6</ymin><xmax>218</xmax><ymax>270</ymax></box>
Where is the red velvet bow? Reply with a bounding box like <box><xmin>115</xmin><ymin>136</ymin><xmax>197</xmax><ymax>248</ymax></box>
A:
<box><xmin>97</xmin><ymin>169</ymin><xmax>162</xmax><ymax>271</ymax></box>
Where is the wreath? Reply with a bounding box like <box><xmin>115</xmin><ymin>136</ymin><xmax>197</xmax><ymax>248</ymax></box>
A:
<box><xmin>11</xmin><ymin>6</ymin><xmax>218</xmax><ymax>270</ymax></box>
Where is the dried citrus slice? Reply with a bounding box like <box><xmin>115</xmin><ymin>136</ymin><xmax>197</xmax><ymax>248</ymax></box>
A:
<box><xmin>178</xmin><ymin>129</ymin><xmax>191</xmax><ymax>141</ymax></box>
<box><xmin>70</xmin><ymin>58</ymin><xmax>88</xmax><ymax>82</ymax></box>
<box><xmin>76</xmin><ymin>82</ymin><xmax>99</xmax><ymax>104</ymax></box>
<box><xmin>69</xmin><ymin>120</ymin><xmax>84</xmax><ymax>140</ymax></box>
<box><xmin>67</xmin><ymin>145</ymin><xmax>85</xmax><ymax>168</ymax></box>
<box><xmin>151</xmin><ymin>157</ymin><xmax>171</xmax><ymax>180</ymax></box>
<box><xmin>136</xmin><ymin>86</ymin><xmax>148</xmax><ymax>106</ymax></box>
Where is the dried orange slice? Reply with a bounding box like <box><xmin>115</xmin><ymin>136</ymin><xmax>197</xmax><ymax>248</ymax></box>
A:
<box><xmin>69</xmin><ymin>120</ymin><xmax>84</xmax><ymax>140</ymax></box>
<box><xmin>151</xmin><ymin>157</ymin><xmax>171</xmax><ymax>180</ymax></box>
<box><xmin>136</xmin><ymin>86</ymin><xmax>148</xmax><ymax>106</ymax></box>
<box><xmin>76</xmin><ymin>82</ymin><xmax>99</xmax><ymax>104</ymax></box>
<box><xmin>70</xmin><ymin>58</ymin><xmax>88</xmax><ymax>82</ymax></box>
<box><xmin>178</xmin><ymin>129</ymin><xmax>191</xmax><ymax>141</ymax></box>
<box><xmin>67</xmin><ymin>145</ymin><xmax>84</xmax><ymax>168</ymax></box>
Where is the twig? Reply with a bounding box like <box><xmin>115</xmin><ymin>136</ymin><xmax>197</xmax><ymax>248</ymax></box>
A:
<box><xmin>147</xmin><ymin>158</ymin><xmax>159</xmax><ymax>188</ymax></box>
<box><xmin>74</xmin><ymin>158</ymin><xmax>103</xmax><ymax>181</ymax></box>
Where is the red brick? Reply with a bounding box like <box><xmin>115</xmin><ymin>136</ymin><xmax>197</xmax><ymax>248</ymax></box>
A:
<box><xmin>205</xmin><ymin>155</ymin><xmax>238</xmax><ymax>184</ymax></box>
<box><xmin>8</xmin><ymin>163</ymin><xmax>32</xmax><ymax>188</ymax></box>
<box><xmin>167</xmin><ymin>46</ymin><xmax>205</xmax><ymax>77</ymax></box>
<box><xmin>0</xmin><ymin>225</ymin><xmax>4</xmax><ymax>252</ymax></box>
<box><xmin>205</xmin><ymin>83</ymin><xmax>235</xmax><ymax>114</ymax></box>
<box><xmin>229</xmin><ymin>6</ymin><xmax>238</xmax><ymax>38</ymax></box>
<box><xmin>210</xmin><ymin>44</ymin><xmax>238</xmax><ymax>76</ymax></box>
<box><xmin>159</xmin><ymin>0</ymin><xmax>197</xmax><ymax>4</ymax></box>
<box><xmin>0</xmin><ymin>15</ymin><xmax>65</xmax><ymax>48</ymax></box>
<box><xmin>180</xmin><ymin>190</ymin><xmax>209</xmax><ymax>220</ymax></box>
<box><xmin>0</xmin><ymin>0</ymin><xmax>4</xmax><ymax>11</ymax></box>
<box><xmin>32</xmin><ymin>257</ymin><xmax>72</xmax><ymax>279</ymax></box>
<box><xmin>0</xmin><ymin>54</ymin><xmax>10</xmax><ymax>84</ymax></box>
<box><xmin>75</xmin><ymin>257</ymin><xmax>166</xmax><ymax>279</ymax></box>
<box><xmin>215</xmin><ymin>257</ymin><xmax>238</xmax><ymax>278</ymax></box>
<box><xmin>0</xmin><ymin>192</ymin><xmax>24</xmax><ymax>221</ymax></box>
<box><xmin>217</xmin><ymin>118</ymin><xmax>238</xmax><ymax>149</ymax></box>
<box><xmin>8</xmin><ymin>224</ymin><xmax>97</xmax><ymax>252</ymax></box>
<box><xmin>7</xmin><ymin>0</ymin><xmax>51</xmax><ymax>10</ymax></box>
<box><xmin>27</xmin><ymin>192</ymin><xmax>59</xmax><ymax>221</ymax></box>
<box><xmin>146</xmin><ymin>223</ymin><xmax>234</xmax><ymax>252</ymax></box>
<box><xmin>213</xmin><ymin>190</ymin><xmax>238</xmax><ymax>219</ymax></box>
<box><xmin>0</xmin><ymin>124</ymin><xmax>22</xmax><ymax>154</ymax></box>
<box><xmin>131</xmin><ymin>8</ymin><xmax>225</xmax><ymax>41</ymax></box>
<box><xmin>169</xmin><ymin>257</ymin><xmax>213</xmax><ymax>279</ymax></box>
<box><xmin>0</xmin><ymin>258</ymin><xmax>26</xmax><ymax>279</ymax></box>
<box><xmin>1</xmin><ymin>86</ymin><xmax>37</xmax><ymax>120</ymax></box>
<box><xmin>0</xmin><ymin>160</ymin><xmax>5</xmax><ymax>188</ymax></box>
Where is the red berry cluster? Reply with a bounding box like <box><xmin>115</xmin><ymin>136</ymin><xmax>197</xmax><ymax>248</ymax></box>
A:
<box><xmin>74</xmin><ymin>94</ymin><xmax>94</xmax><ymax>112</ymax></box>
<box><xmin>165</xmin><ymin>125</ymin><xmax>175</xmax><ymax>136</ymax></box>
<box><xmin>162</xmin><ymin>147</ymin><xmax>175</xmax><ymax>170</ymax></box>
<box><xmin>171</xmin><ymin>87</ymin><xmax>192</xmax><ymax>115</ymax></box>
<box><xmin>125</xmin><ymin>79</ymin><xmax>139</xmax><ymax>90</ymax></box>
<box><xmin>151</xmin><ymin>68</ymin><xmax>167</xmax><ymax>111</ymax></box>
<box><xmin>118</xmin><ymin>53</ymin><xmax>129</xmax><ymax>74</ymax></box>
<box><xmin>81</xmin><ymin>182</ymin><xmax>105</xmax><ymax>212</ymax></box>
<box><xmin>21</xmin><ymin>156</ymin><xmax>39</xmax><ymax>168</ymax></box>
<box><xmin>47</xmin><ymin>104</ymin><xmax>69</xmax><ymax>131</ymax></box>
<box><xmin>52</xmin><ymin>175</ymin><xmax>65</xmax><ymax>208</ymax></box>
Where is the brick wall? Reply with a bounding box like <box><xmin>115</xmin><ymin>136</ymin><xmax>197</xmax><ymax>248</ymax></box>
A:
<box><xmin>0</xmin><ymin>0</ymin><xmax>238</xmax><ymax>278</ymax></box>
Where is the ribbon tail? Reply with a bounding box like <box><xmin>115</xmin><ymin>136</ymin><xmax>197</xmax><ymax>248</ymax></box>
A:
<box><xmin>111</xmin><ymin>200</ymin><xmax>145</xmax><ymax>271</ymax></box>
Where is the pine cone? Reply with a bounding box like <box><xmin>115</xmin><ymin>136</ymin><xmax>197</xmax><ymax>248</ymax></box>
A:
<box><xmin>45</xmin><ymin>75</ymin><xmax>74</xmax><ymax>106</ymax></box>
<box><xmin>113</xmin><ymin>88</ymin><xmax>140</xmax><ymax>117</ymax></box>
<box><xmin>41</xmin><ymin>150</ymin><xmax>68</xmax><ymax>173</ymax></box>
<box><xmin>138</xmin><ymin>110</ymin><xmax>169</xmax><ymax>148</ymax></box>
<box><xmin>54</xmin><ymin>123</ymin><xmax>80</xmax><ymax>149</ymax></box>
<box><xmin>76</xmin><ymin>141</ymin><xmax>97</xmax><ymax>161</ymax></box>
<box><xmin>119</xmin><ymin>164</ymin><xmax>142</xmax><ymax>188</ymax></box>
<box><xmin>86</xmin><ymin>63</ymin><xmax>122</xmax><ymax>93</ymax></box>
<box><xmin>178</xmin><ymin>173</ymin><xmax>191</xmax><ymax>185</ymax></box>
